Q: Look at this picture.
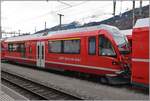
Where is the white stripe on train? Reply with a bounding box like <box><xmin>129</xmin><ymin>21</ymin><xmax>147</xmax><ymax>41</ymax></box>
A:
<box><xmin>132</xmin><ymin>58</ymin><xmax>150</xmax><ymax>62</ymax></box>
<box><xmin>5</xmin><ymin>56</ymin><xmax>120</xmax><ymax>72</ymax></box>
<box><xmin>45</xmin><ymin>61</ymin><xmax>119</xmax><ymax>72</ymax></box>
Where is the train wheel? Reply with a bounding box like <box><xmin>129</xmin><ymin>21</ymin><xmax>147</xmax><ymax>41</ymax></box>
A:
<box><xmin>100</xmin><ymin>76</ymin><xmax>109</xmax><ymax>84</ymax></box>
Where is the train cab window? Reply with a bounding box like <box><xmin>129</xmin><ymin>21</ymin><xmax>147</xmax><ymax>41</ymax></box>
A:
<box><xmin>48</xmin><ymin>40</ymin><xmax>62</xmax><ymax>53</ymax></box>
<box><xmin>99</xmin><ymin>35</ymin><xmax>116</xmax><ymax>57</ymax></box>
<box><xmin>88</xmin><ymin>37</ymin><xmax>96</xmax><ymax>55</ymax></box>
<box><xmin>63</xmin><ymin>39</ymin><xmax>80</xmax><ymax>54</ymax></box>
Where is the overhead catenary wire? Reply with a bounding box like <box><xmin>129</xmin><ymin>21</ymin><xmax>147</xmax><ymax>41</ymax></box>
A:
<box><xmin>3</xmin><ymin>1</ymin><xmax>148</xmax><ymax>38</ymax></box>
<box><xmin>16</xmin><ymin>1</ymin><xmax>88</xmax><ymax>24</ymax></box>
<box><xmin>57</xmin><ymin>0</ymin><xmax>72</xmax><ymax>7</ymax></box>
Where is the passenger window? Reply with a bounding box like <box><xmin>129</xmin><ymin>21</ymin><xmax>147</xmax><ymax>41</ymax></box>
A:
<box><xmin>63</xmin><ymin>39</ymin><xmax>80</xmax><ymax>54</ymax></box>
<box><xmin>88</xmin><ymin>37</ymin><xmax>96</xmax><ymax>55</ymax></box>
<box><xmin>20</xmin><ymin>44</ymin><xmax>26</xmax><ymax>53</ymax></box>
<box><xmin>17</xmin><ymin>44</ymin><xmax>21</xmax><ymax>52</ymax></box>
<box><xmin>48</xmin><ymin>40</ymin><xmax>62</xmax><ymax>53</ymax></box>
<box><xmin>99</xmin><ymin>35</ymin><xmax>116</xmax><ymax>57</ymax></box>
<box><xmin>8</xmin><ymin>43</ymin><xmax>13</xmax><ymax>52</ymax></box>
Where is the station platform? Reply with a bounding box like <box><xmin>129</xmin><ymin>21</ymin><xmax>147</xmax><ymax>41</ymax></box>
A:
<box><xmin>1</xmin><ymin>84</ymin><xmax>28</xmax><ymax>100</ymax></box>
<box><xmin>1</xmin><ymin>63</ymin><xmax>149</xmax><ymax>100</ymax></box>
<box><xmin>1</xmin><ymin>91</ymin><xmax>15</xmax><ymax>101</ymax></box>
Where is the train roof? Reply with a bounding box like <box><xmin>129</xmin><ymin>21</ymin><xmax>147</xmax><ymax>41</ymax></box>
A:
<box><xmin>0</xmin><ymin>38</ymin><xmax>7</xmax><ymax>41</ymax></box>
<box><xmin>134</xmin><ymin>18</ymin><xmax>150</xmax><ymax>28</ymax></box>
<box><xmin>5</xmin><ymin>24</ymin><xmax>121</xmax><ymax>42</ymax></box>
<box><xmin>47</xmin><ymin>24</ymin><xmax>119</xmax><ymax>35</ymax></box>
<box><xmin>120</xmin><ymin>29</ymin><xmax>132</xmax><ymax>36</ymax></box>
<box><xmin>5</xmin><ymin>32</ymin><xmax>45</xmax><ymax>42</ymax></box>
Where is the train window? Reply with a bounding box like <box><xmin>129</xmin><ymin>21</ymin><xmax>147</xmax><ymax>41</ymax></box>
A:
<box><xmin>12</xmin><ymin>44</ymin><xmax>18</xmax><ymax>52</ymax></box>
<box><xmin>15</xmin><ymin>43</ymin><xmax>24</xmax><ymax>52</ymax></box>
<box><xmin>16</xmin><ymin>44</ymin><xmax>21</xmax><ymax>52</ymax></box>
<box><xmin>29</xmin><ymin>46</ymin><xmax>32</xmax><ymax>53</ymax></box>
<box><xmin>38</xmin><ymin>45</ymin><xmax>40</xmax><ymax>59</ymax></box>
<box><xmin>99</xmin><ymin>35</ymin><xmax>116</xmax><ymax>57</ymax></box>
<box><xmin>88</xmin><ymin>37</ymin><xmax>96</xmax><ymax>55</ymax></box>
<box><xmin>8</xmin><ymin>43</ymin><xmax>25</xmax><ymax>52</ymax></box>
<box><xmin>1</xmin><ymin>44</ymin><xmax>5</xmax><ymax>51</ymax></box>
<box><xmin>48</xmin><ymin>40</ymin><xmax>62</xmax><ymax>53</ymax></box>
<box><xmin>8</xmin><ymin>43</ymin><xmax>13</xmax><ymax>52</ymax></box>
<box><xmin>42</xmin><ymin>46</ymin><xmax>44</xmax><ymax>59</ymax></box>
<box><xmin>20</xmin><ymin>43</ymin><xmax>26</xmax><ymax>52</ymax></box>
<box><xmin>63</xmin><ymin>39</ymin><xmax>80</xmax><ymax>54</ymax></box>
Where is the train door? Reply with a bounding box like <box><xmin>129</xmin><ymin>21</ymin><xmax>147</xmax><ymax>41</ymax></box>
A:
<box><xmin>36</xmin><ymin>42</ymin><xmax>45</xmax><ymax>68</ymax></box>
<box><xmin>20</xmin><ymin>43</ymin><xmax>26</xmax><ymax>58</ymax></box>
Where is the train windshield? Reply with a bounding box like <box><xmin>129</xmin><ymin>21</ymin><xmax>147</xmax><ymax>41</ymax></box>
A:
<box><xmin>110</xmin><ymin>28</ymin><xmax>130</xmax><ymax>54</ymax></box>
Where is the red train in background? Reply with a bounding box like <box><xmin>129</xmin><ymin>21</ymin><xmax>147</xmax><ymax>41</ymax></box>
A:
<box><xmin>0</xmin><ymin>38</ymin><xmax>6</xmax><ymax>60</ymax></box>
<box><xmin>1</xmin><ymin>18</ymin><xmax>149</xmax><ymax>89</ymax></box>
<box><xmin>131</xmin><ymin>18</ymin><xmax>149</xmax><ymax>88</ymax></box>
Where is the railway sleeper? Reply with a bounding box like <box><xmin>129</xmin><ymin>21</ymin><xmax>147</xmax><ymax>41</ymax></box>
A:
<box><xmin>2</xmin><ymin>71</ymin><xmax>83</xmax><ymax>100</ymax></box>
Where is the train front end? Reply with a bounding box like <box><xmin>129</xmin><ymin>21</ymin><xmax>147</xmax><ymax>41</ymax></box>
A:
<box><xmin>112</xmin><ymin>29</ymin><xmax>131</xmax><ymax>78</ymax></box>
<box><xmin>101</xmin><ymin>25</ymin><xmax>131</xmax><ymax>84</ymax></box>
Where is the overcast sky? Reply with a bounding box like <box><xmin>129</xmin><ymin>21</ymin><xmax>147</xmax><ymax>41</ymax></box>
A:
<box><xmin>1</xmin><ymin>1</ymin><xmax>149</xmax><ymax>36</ymax></box>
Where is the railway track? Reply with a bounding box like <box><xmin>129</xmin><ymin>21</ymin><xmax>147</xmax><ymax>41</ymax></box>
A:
<box><xmin>1</xmin><ymin>71</ymin><xmax>83</xmax><ymax>100</ymax></box>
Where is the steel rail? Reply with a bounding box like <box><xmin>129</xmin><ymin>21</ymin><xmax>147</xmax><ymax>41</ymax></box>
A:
<box><xmin>1</xmin><ymin>71</ymin><xmax>82</xmax><ymax>100</ymax></box>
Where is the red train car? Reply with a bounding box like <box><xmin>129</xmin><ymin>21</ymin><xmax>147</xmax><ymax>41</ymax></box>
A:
<box><xmin>0</xmin><ymin>38</ymin><xmax>7</xmax><ymax>60</ymax></box>
<box><xmin>3</xmin><ymin>24</ymin><xmax>131</xmax><ymax>84</ymax></box>
<box><xmin>131</xmin><ymin>18</ymin><xmax>149</xmax><ymax>89</ymax></box>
